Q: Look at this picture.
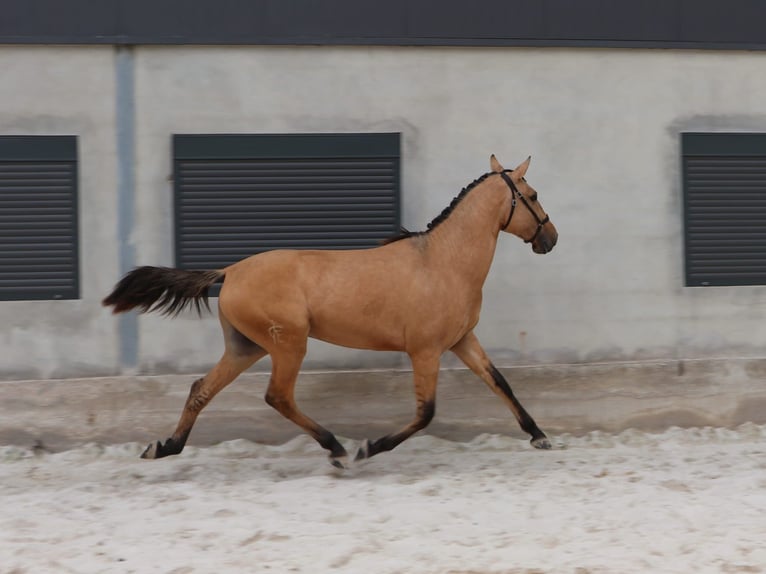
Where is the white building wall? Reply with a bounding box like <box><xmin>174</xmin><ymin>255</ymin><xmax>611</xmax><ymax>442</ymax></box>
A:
<box><xmin>2</xmin><ymin>45</ymin><xmax>766</xmax><ymax>378</ymax></box>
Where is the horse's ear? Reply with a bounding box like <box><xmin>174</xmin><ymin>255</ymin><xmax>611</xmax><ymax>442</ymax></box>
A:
<box><xmin>490</xmin><ymin>154</ymin><xmax>504</xmax><ymax>173</ymax></box>
<box><xmin>512</xmin><ymin>156</ymin><xmax>531</xmax><ymax>179</ymax></box>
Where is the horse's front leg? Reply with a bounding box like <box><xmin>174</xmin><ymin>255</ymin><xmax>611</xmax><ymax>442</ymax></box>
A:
<box><xmin>451</xmin><ymin>331</ymin><xmax>550</xmax><ymax>449</ymax></box>
<box><xmin>355</xmin><ymin>352</ymin><xmax>440</xmax><ymax>461</ymax></box>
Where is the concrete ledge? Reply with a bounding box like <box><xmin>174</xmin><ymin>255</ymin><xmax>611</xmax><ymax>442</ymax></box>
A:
<box><xmin>1</xmin><ymin>358</ymin><xmax>765</xmax><ymax>451</ymax></box>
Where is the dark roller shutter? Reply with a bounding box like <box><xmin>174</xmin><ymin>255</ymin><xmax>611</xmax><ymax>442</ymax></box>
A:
<box><xmin>682</xmin><ymin>133</ymin><xmax>766</xmax><ymax>286</ymax></box>
<box><xmin>0</xmin><ymin>136</ymin><xmax>79</xmax><ymax>300</ymax></box>
<box><xmin>173</xmin><ymin>133</ymin><xmax>400</xmax><ymax>269</ymax></box>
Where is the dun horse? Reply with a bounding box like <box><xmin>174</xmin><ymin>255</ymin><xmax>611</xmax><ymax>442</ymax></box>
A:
<box><xmin>103</xmin><ymin>155</ymin><xmax>558</xmax><ymax>467</ymax></box>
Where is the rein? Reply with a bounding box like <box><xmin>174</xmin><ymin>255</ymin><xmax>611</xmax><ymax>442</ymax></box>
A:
<box><xmin>499</xmin><ymin>170</ymin><xmax>550</xmax><ymax>244</ymax></box>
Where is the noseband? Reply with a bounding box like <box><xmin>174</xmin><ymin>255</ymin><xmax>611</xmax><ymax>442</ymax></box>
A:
<box><xmin>499</xmin><ymin>170</ymin><xmax>550</xmax><ymax>244</ymax></box>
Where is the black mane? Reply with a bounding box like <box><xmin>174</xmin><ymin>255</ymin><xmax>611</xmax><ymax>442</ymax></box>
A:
<box><xmin>381</xmin><ymin>171</ymin><xmax>495</xmax><ymax>245</ymax></box>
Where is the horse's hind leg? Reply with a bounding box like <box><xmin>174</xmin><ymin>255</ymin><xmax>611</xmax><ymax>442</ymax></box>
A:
<box><xmin>265</xmin><ymin>348</ymin><xmax>349</xmax><ymax>469</ymax></box>
<box><xmin>355</xmin><ymin>352</ymin><xmax>440</xmax><ymax>462</ymax></box>
<box><xmin>451</xmin><ymin>331</ymin><xmax>550</xmax><ymax>449</ymax></box>
<box><xmin>141</xmin><ymin>322</ymin><xmax>267</xmax><ymax>459</ymax></box>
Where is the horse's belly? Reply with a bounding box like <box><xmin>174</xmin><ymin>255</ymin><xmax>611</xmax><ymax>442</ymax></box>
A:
<box><xmin>308</xmin><ymin>324</ymin><xmax>404</xmax><ymax>352</ymax></box>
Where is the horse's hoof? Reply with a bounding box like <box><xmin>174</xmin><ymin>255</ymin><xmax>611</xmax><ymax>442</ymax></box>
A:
<box><xmin>354</xmin><ymin>439</ymin><xmax>372</xmax><ymax>462</ymax></box>
<box><xmin>329</xmin><ymin>454</ymin><xmax>348</xmax><ymax>470</ymax></box>
<box><xmin>140</xmin><ymin>441</ymin><xmax>160</xmax><ymax>459</ymax></box>
<box><xmin>531</xmin><ymin>436</ymin><xmax>552</xmax><ymax>450</ymax></box>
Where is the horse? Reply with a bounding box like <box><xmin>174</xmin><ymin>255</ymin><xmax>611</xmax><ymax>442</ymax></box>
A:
<box><xmin>103</xmin><ymin>154</ymin><xmax>558</xmax><ymax>468</ymax></box>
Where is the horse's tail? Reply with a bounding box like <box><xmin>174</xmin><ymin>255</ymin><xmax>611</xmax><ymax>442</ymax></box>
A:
<box><xmin>102</xmin><ymin>266</ymin><xmax>225</xmax><ymax>316</ymax></box>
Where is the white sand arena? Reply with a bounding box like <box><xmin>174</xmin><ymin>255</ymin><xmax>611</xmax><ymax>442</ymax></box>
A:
<box><xmin>2</xmin><ymin>424</ymin><xmax>765</xmax><ymax>574</ymax></box>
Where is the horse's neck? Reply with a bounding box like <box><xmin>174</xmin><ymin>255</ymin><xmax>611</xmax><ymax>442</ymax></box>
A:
<box><xmin>426</xmin><ymin>180</ymin><xmax>506</xmax><ymax>287</ymax></box>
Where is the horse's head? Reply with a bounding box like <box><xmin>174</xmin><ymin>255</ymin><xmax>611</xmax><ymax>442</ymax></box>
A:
<box><xmin>490</xmin><ymin>155</ymin><xmax>558</xmax><ymax>254</ymax></box>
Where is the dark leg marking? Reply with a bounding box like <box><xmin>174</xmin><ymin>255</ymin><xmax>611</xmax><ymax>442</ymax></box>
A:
<box><xmin>140</xmin><ymin>377</ymin><xmax>207</xmax><ymax>459</ymax></box>
<box><xmin>317</xmin><ymin>429</ymin><xmax>349</xmax><ymax>467</ymax></box>
<box><xmin>488</xmin><ymin>364</ymin><xmax>550</xmax><ymax>449</ymax></box>
<box><xmin>229</xmin><ymin>325</ymin><xmax>264</xmax><ymax>356</ymax></box>
<box><xmin>355</xmin><ymin>400</ymin><xmax>435</xmax><ymax>461</ymax></box>
<box><xmin>264</xmin><ymin>388</ymin><xmax>348</xmax><ymax>467</ymax></box>
<box><xmin>139</xmin><ymin>325</ymin><xmax>267</xmax><ymax>461</ymax></box>
<box><xmin>141</xmin><ymin>428</ymin><xmax>191</xmax><ymax>459</ymax></box>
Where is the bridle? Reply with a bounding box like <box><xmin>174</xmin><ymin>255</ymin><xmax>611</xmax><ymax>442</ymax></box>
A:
<box><xmin>499</xmin><ymin>170</ymin><xmax>550</xmax><ymax>244</ymax></box>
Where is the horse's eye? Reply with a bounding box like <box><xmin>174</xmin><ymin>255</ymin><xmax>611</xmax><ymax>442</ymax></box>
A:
<box><xmin>530</xmin><ymin>193</ymin><xmax>538</xmax><ymax>202</ymax></box>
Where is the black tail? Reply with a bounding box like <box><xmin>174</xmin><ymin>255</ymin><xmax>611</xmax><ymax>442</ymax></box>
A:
<box><xmin>102</xmin><ymin>266</ymin><xmax>225</xmax><ymax>316</ymax></box>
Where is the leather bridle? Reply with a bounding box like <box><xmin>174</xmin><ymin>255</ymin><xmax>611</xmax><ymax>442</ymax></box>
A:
<box><xmin>499</xmin><ymin>170</ymin><xmax>550</xmax><ymax>244</ymax></box>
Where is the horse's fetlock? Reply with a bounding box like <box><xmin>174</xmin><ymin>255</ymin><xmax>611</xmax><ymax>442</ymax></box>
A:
<box><xmin>316</xmin><ymin>429</ymin><xmax>345</xmax><ymax>457</ymax></box>
<box><xmin>418</xmin><ymin>399</ymin><xmax>436</xmax><ymax>428</ymax></box>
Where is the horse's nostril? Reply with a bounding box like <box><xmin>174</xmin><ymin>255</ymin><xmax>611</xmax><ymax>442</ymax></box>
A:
<box><xmin>536</xmin><ymin>234</ymin><xmax>555</xmax><ymax>254</ymax></box>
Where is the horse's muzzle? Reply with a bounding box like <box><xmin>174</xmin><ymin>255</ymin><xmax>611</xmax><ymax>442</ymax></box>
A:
<box><xmin>532</xmin><ymin>223</ymin><xmax>558</xmax><ymax>254</ymax></box>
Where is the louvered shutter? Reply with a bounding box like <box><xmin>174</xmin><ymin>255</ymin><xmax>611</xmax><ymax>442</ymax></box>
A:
<box><xmin>0</xmin><ymin>136</ymin><xmax>79</xmax><ymax>300</ymax></box>
<box><xmin>682</xmin><ymin>133</ymin><xmax>766</xmax><ymax>286</ymax></box>
<box><xmin>173</xmin><ymin>134</ymin><xmax>400</xmax><ymax>269</ymax></box>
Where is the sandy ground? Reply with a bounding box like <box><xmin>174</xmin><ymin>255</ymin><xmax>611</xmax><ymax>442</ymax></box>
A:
<box><xmin>1</xmin><ymin>424</ymin><xmax>765</xmax><ymax>574</ymax></box>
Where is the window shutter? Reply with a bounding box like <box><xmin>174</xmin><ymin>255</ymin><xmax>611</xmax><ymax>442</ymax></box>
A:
<box><xmin>682</xmin><ymin>133</ymin><xmax>766</xmax><ymax>286</ymax></box>
<box><xmin>173</xmin><ymin>133</ymin><xmax>400</xmax><ymax>269</ymax></box>
<box><xmin>0</xmin><ymin>136</ymin><xmax>79</xmax><ymax>300</ymax></box>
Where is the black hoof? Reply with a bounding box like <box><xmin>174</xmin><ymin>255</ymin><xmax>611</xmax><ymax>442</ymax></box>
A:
<box><xmin>330</xmin><ymin>455</ymin><xmax>348</xmax><ymax>470</ymax></box>
<box><xmin>140</xmin><ymin>438</ymin><xmax>183</xmax><ymax>459</ymax></box>
<box><xmin>140</xmin><ymin>441</ymin><xmax>161</xmax><ymax>459</ymax></box>
<box><xmin>531</xmin><ymin>435</ymin><xmax>552</xmax><ymax>450</ymax></box>
<box><xmin>354</xmin><ymin>439</ymin><xmax>372</xmax><ymax>462</ymax></box>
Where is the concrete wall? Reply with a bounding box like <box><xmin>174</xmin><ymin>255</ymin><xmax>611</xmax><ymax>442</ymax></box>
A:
<box><xmin>0</xmin><ymin>46</ymin><xmax>121</xmax><ymax>379</ymax></box>
<box><xmin>2</xmin><ymin>45</ymin><xmax>766</xmax><ymax>379</ymax></box>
